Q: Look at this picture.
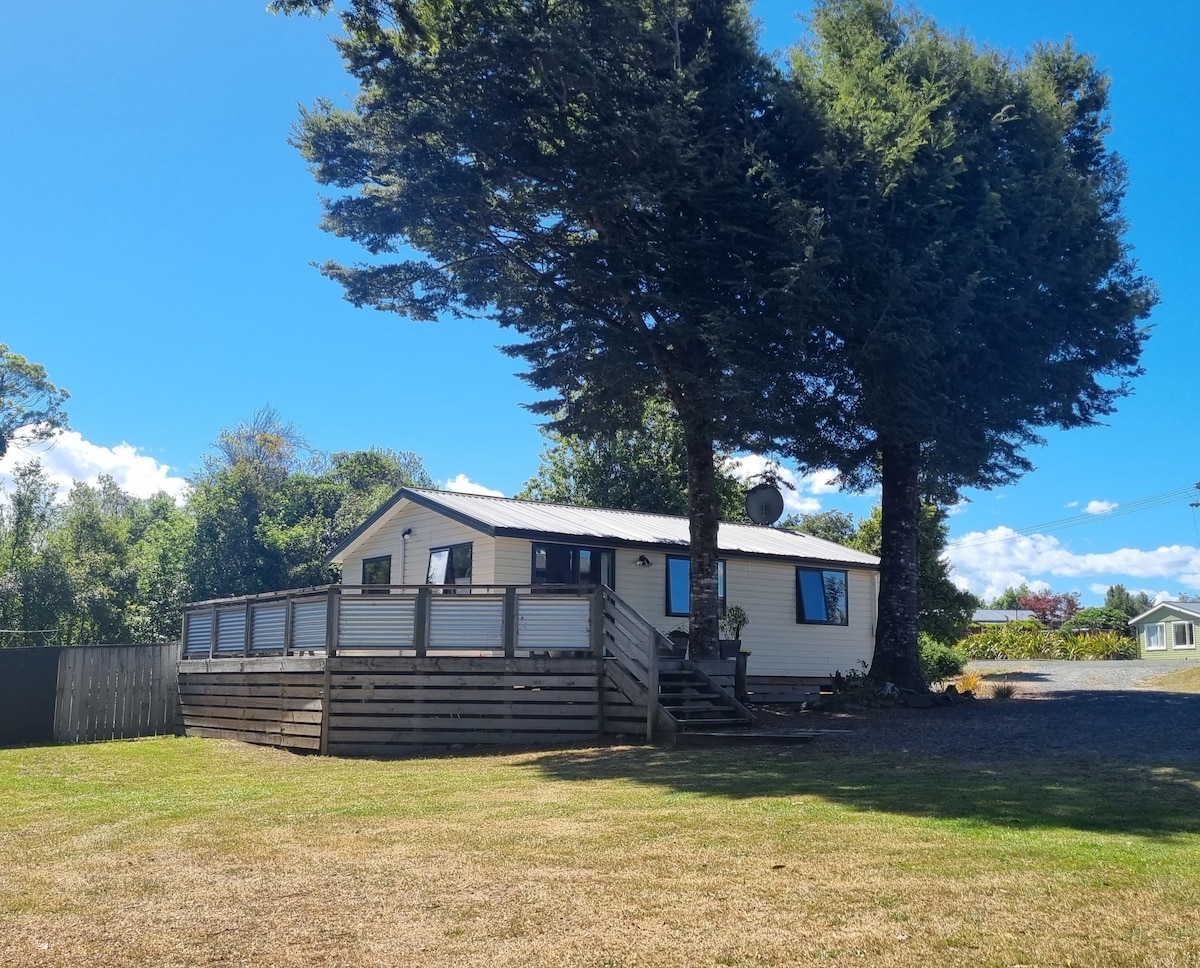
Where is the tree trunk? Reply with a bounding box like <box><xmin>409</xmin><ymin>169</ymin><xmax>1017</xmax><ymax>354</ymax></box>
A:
<box><xmin>683</xmin><ymin>427</ymin><xmax>721</xmax><ymax>660</ymax></box>
<box><xmin>869</xmin><ymin>439</ymin><xmax>925</xmax><ymax>691</ymax></box>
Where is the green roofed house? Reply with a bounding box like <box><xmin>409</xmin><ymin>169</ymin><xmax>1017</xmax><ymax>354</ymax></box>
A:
<box><xmin>1128</xmin><ymin>601</ymin><xmax>1200</xmax><ymax>660</ymax></box>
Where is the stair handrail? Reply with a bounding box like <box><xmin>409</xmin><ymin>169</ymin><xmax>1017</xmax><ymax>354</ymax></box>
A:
<box><xmin>599</xmin><ymin>585</ymin><xmax>667</xmax><ymax>740</ymax></box>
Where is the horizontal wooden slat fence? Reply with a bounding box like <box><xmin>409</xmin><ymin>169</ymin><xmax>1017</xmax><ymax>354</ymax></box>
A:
<box><xmin>178</xmin><ymin>584</ymin><xmax>660</xmax><ymax>754</ymax></box>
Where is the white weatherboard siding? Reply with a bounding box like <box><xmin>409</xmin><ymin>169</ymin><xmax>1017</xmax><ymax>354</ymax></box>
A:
<box><xmin>329</xmin><ymin>488</ymin><xmax>880</xmax><ymax>680</ymax></box>
<box><xmin>342</xmin><ymin>501</ymin><xmax>495</xmax><ymax>586</ymax></box>
<box><xmin>725</xmin><ymin>562</ymin><xmax>875</xmax><ymax>678</ymax></box>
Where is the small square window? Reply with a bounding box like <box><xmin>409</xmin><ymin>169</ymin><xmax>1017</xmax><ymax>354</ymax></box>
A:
<box><xmin>1145</xmin><ymin>624</ymin><xmax>1167</xmax><ymax>651</ymax></box>
<box><xmin>796</xmin><ymin>568</ymin><xmax>848</xmax><ymax>625</ymax></box>
<box><xmin>362</xmin><ymin>555</ymin><xmax>391</xmax><ymax>591</ymax></box>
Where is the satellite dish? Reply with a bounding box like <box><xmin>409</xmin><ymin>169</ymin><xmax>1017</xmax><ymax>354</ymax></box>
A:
<box><xmin>745</xmin><ymin>483</ymin><xmax>784</xmax><ymax>526</ymax></box>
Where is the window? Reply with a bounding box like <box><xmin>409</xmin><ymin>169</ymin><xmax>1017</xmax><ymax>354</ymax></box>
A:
<box><xmin>665</xmin><ymin>556</ymin><xmax>726</xmax><ymax>617</ymax></box>
<box><xmin>796</xmin><ymin>568</ymin><xmax>849</xmax><ymax>625</ymax></box>
<box><xmin>362</xmin><ymin>555</ymin><xmax>391</xmax><ymax>592</ymax></box>
<box><xmin>427</xmin><ymin>543</ymin><xmax>473</xmax><ymax>588</ymax></box>
<box><xmin>1145</xmin><ymin>623</ymin><xmax>1167</xmax><ymax>651</ymax></box>
<box><xmin>1173</xmin><ymin>622</ymin><xmax>1195</xmax><ymax>649</ymax></box>
<box><xmin>531</xmin><ymin>543</ymin><xmax>615</xmax><ymax>587</ymax></box>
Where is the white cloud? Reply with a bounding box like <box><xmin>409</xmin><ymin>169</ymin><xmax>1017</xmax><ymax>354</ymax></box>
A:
<box><xmin>725</xmin><ymin>454</ymin><xmax>833</xmax><ymax>517</ymax></box>
<box><xmin>0</xmin><ymin>429</ymin><xmax>189</xmax><ymax>503</ymax></box>
<box><xmin>947</xmin><ymin>525</ymin><xmax>1200</xmax><ymax>603</ymax></box>
<box><xmin>1085</xmin><ymin>500</ymin><xmax>1118</xmax><ymax>515</ymax></box>
<box><xmin>1066</xmin><ymin>500</ymin><xmax>1080</xmax><ymax>508</ymax></box>
<box><xmin>443</xmin><ymin>474</ymin><xmax>504</xmax><ymax>497</ymax></box>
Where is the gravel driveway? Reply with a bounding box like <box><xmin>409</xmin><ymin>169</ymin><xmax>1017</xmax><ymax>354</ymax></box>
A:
<box><xmin>784</xmin><ymin>660</ymin><xmax>1200</xmax><ymax>763</ymax></box>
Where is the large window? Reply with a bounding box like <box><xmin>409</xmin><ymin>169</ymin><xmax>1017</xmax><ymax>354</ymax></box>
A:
<box><xmin>796</xmin><ymin>568</ymin><xmax>849</xmax><ymax>625</ymax></box>
<box><xmin>362</xmin><ymin>555</ymin><xmax>391</xmax><ymax>592</ymax></box>
<box><xmin>1173</xmin><ymin>622</ymin><xmax>1195</xmax><ymax>649</ymax></box>
<box><xmin>665</xmin><ymin>556</ymin><xmax>726</xmax><ymax>617</ymax></box>
<box><xmin>531</xmin><ymin>543</ymin><xmax>615</xmax><ymax>587</ymax></box>
<box><xmin>427</xmin><ymin>543</ymin><xmax>473</xmax><ymax>587</ymax></box>
<box><xmin>1145</xmin><ymin>623</ymin><xmax>1167</xmax><ymax>651</ymax></box>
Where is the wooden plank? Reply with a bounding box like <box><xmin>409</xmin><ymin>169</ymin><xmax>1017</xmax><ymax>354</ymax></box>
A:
<box><xmin>328</xmin><ymin>715</ymin><xmax>600</xmax><ymax>733</ymax></box>
<box><xmin>329</xmin><ymin>672</ymin><xmax>600</xmax><ymax>690</ymax></box>
<box><xmin>329</xmin><ymin>655</ymin><xmax>599</xmax><ymax>675</ymax></box>
<box><xmin>327</xmin><ymin>701</ymin><xmax>601</xmax><ymax>718</ymax></box>
<box><xmin>329</xmin><ymin>686</ymin><xmax>598</xmax><ymax>704</ymax></box>
<box><xmin>180</xmin><ymin>714</ymin><xmax>321</xmax><ymax>736</ymax></box>
<box><xmin>177</xmin><ymin>672</ymin><xmax>327</xmax><ymax>688</ymax></box>
<box><xmin>184</xmin><ymin>725</ymin><xmax>321</xmax><ymax>750</ymax></box>
<box><xmin>179</xmin><ymin>704</ymin><xmax>323</xmax><ymax>725</ymax></box>
<box><xmin>327</xmin><ymin>727</ymin><xmax>598</xmax><ymax>748</ymax></box>
<box><xmin>178</xmin><ymin>657</ymin><xmax>326</xmax><ymax>675</ymax></box>
<box><xmin>179</xmin><ymin>693</ymin><xmax>323</xmax><ymax>712</ymax></box>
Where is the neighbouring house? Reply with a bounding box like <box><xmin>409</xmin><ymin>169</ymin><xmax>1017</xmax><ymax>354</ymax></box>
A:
<box><xmin>1128</xmin><ymin>601</ymin><xmax>1200</xmax><ymax>660</ymax></box>
<box><xmin>328</xmin><ymin>487</ymin><xmax>881</xmax><ymax>681</ymax></box>
<box><xmin>971</xmin><ymin>608</ymin><xmax>1038</xmax><ymax>626</ymax></box>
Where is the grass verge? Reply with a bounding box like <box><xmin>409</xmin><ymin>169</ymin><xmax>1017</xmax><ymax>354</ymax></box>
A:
<box><xmin>1150</xmin><ymin>665</ymin><xmax>1200</xmax><ymax>693</ymax></box>
<box><xmin>1</xmin><ymin>736</ymin><xmax>1198</xmax><ymax>967</ymax></box>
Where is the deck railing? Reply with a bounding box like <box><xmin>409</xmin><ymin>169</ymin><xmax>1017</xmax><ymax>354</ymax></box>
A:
<box><xmin>179</xmin><ymin>584</ymin><xmax>664</xmax><ymax>751</ymax></box>
<box><xmin>181</xmin><ymin>584</ymin><xmax>607</xmax><ymax>661</ymax></box>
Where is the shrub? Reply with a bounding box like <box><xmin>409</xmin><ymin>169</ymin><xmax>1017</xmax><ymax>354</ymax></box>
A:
<box><xmin>919</xmin><ymin>633</ymin><xmax>965</xmax><ymax>683</ymax></box>
<box><xmin>957</xmin><ymin>620</ymin><xmax>1048</xmax><ymax>660</ymax></box>
<box><xmin>957</xmin><ymin>621</ymin><xmax>1137</xmax><ymax>661</ymax></box>
<box><xmin>1060</xmin><ymin>606</ymin><xmax>1134</xmax><ymax>636</ymax></box>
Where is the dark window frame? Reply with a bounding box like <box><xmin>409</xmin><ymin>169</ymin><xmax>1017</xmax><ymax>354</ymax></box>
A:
<box><xmin>362</xmin><ymin>555</ymin><xmax>392</xmax><ymax>593</ymax></box>
<box><xmin>427</xmin><ymin>542</ymin><xmax>473</xmax><ymax>589</ymax></box>
<box><xmin>795</xmin><ymin>567</ymin><xmax>849</xmax><ymax>626</ymax></box>
<box><xmin>530</xmin><ymin>542</ymin><xmax>616</xmax><ymax>588</ymax></box>
<box><xmin>665</xmin><ymin>556</ymin><xmax>726</xmax><ymax>617</ymax></box>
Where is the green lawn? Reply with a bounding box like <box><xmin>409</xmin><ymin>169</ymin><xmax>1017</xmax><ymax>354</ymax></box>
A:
<box><xmin>2</xmin><ymin>736</ymin><xmax>1198</xmax><ymax>967</ymax></box>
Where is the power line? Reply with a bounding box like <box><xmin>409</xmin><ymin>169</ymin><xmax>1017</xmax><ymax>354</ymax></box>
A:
<box><xmin>952</xmin><ymin>482</ymin><xmax>1200</xmax><ymax>549</ymax></box>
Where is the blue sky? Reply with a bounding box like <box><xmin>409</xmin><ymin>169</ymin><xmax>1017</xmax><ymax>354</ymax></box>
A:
<box><xmin>1</xmin><ymin>0</ymin><xmax>1197</xmax><ymax>605</ymax></box>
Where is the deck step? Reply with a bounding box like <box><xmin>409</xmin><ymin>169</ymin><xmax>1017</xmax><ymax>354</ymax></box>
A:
<box><xmin>657</xmin><ymin>665</ymin><xmax>754</xmax><ymax>732</ymax></box>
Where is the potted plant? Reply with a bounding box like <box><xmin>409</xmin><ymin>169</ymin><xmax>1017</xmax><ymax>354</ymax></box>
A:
<box><xmin>719</xmin><ymin>605</ymin><xmax>750</xmax><ymax>659</ymax></box>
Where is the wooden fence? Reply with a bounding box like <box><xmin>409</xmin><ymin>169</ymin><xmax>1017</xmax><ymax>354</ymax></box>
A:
<box><xmin>0</xmin><ymin>644</ymin><xmax>180</xmax><ymax>747</ymax></box>
<box><xmin>177</xmin><ymin>584</ymin><xmax>660</xmax><ymax>754</ymax></box>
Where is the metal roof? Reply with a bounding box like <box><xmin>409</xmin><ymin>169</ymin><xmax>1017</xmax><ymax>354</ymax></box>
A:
<box><xmin>971</xmin><ymin>608</ymin><xmax>1037</xmax><ymax>624</ymax></box>
<box><xmin>330</xmin><ymin>487</ymin><xmax>880</xmax><ymax>568</ymax></box>
<box><xmin>1127</xmin><ymin>600</ymin><xmax>1200</xmax><ymax>625</ymax></box>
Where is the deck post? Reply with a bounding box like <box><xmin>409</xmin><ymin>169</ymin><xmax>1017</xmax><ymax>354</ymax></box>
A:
<box><xmin>590</xmin><ymin>587</ymin><xmax>606</xmax><ymax>658</ymax></box>
<box><xmin>325</xmin><ymin>587</ymin><xmax>340</xmax><ymax>657</ymax></box>
<box><xmin>242</xmin><ymin>603</ymin><xmax>252</xmax><ymax>657</ymax></box>
<box><xmin>207</xmin><ymin>606</ymin><xmax>217</xmax><ymax>659</ymax></box>
<box><xmin>645</xmin><ymin>626</ymin><xmax>658</xmax><ymax>742</ymax></box>
<box><xmin>502</xmin><ymin>587</ymin><xmax>517</xmax><ymax>658</ymax></box>
<box><xmin>283</xmin><ymin>595</ymin><xmax>294</xmax><ymax>656</ymax></box>
<box><xmin>414</xmin><ymin>587</ymin><xmax>430</xmax><ymax>658</ymax></box>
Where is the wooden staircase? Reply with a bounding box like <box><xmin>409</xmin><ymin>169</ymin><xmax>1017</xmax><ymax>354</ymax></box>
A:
<box><xmin>657</xmin><ymin>662</ymin><xmax>755</xmax><ymax>734</ymax></box>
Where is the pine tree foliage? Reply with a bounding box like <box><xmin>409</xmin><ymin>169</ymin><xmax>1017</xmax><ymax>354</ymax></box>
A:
<box><xmin>280</xmin><ymin>0</ymin><xmax>829</xmax><ymax>656</ymax></box>
<box><xmin>785</xmin><ymin>0</ymin><xmax>1155</xmax><ymax>688</ymax></box>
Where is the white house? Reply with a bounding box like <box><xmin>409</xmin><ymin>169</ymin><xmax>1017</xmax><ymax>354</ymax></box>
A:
<box><xmin>327</xmin><ymin>487</ymin><xmax>881</xmax><ymax>681</ymax></box>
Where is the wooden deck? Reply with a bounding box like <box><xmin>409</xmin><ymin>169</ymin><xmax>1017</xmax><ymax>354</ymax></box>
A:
<box><xmin>178</xmin><ymin>585</ymin><xmax>665</xmax><ymax>754</ymax></box>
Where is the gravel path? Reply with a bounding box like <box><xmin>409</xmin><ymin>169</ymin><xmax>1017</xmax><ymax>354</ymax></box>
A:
<box><xmin>764</xmin><ymin>660</ymin><xmax>1200</xmax><ymax>763</ymax></box>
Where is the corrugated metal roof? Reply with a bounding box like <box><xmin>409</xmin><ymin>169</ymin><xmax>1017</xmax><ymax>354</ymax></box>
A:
<box><xmin>332</xmin><ymin>487</ymin><xmax>879</xmax><ymax>568</ymax></box>
<box><xmin>972</xmin><ymin>609</ymin><xmax>1037</xmax><ymax>624</ymax></box>
<box><xmin>1128</xmin><ymin>600</ymin><xmax>1200</xmax><ymax>625</ymax></box>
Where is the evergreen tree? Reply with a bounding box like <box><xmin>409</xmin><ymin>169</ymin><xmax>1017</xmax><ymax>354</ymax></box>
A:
<box><xmin>276</xmin><ymin>0</ymin><xmax>827</xmax><ymax>656</ymax></box>
<box><xmin>785</xmin><ymin>0</ymin><xmax>1154</xmax><ymax>688</ymax></box>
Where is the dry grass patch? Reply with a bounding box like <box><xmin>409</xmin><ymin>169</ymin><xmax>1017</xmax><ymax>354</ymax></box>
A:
<box><xmin>1150</xmin><ymin>665</ymin><xmax>1200</xmax><ymax>693</ymax></box>
<box><xmin>1</xmin><ymin>737</ymin><xmax>1199</xmax><ymax>967</ymax></box>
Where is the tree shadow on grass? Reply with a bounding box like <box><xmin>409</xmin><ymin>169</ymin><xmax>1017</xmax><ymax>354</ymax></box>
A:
<box><xmin>523</xmin><ymin>691</ymin><xmax>1200</xmax><ymax>839</ymax></box>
